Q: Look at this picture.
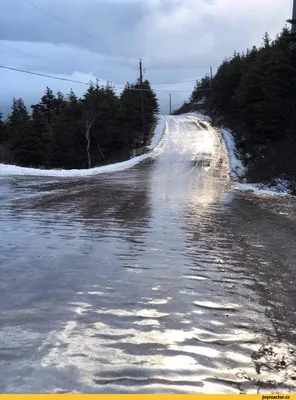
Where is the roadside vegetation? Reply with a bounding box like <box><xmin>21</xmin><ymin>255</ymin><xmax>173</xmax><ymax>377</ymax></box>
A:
<box><xmin>0</xmin><ymin>79</ymin><xmax>159</xmax><ymax>169</ymax></box>
<box><xmin>174</xmin><ymin>28</ymin><xmax>296</xmax><ymax>193</ymax></box>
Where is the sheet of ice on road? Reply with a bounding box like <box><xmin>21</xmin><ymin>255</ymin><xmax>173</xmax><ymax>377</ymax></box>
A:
<box><xmin>0</xmin><ymin>115</ymin><xmax>295</xmax><ymax>394</ymax></box>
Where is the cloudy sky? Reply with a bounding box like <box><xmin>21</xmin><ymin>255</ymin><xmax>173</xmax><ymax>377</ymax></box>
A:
<box><xmin>0</xmin><ymin>0</ymin><xmax>292</xmax><ymax>114</ymax></box>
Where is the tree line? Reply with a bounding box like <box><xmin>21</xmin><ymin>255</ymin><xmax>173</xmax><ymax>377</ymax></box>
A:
<box><xmin>176</xmin><ymin>27</ymin><xmax>296</xmax><ymax>187</ymax></box>
<box><xmin>0</xmin><ymin>79</ymin><xmax>159</xmax><ymax>169</ymax></box>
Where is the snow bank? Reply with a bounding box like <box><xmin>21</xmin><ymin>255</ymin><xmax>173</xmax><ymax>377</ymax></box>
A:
<box><xmin>0</xmin><ymin>156</ymin><xmax>149</xmax><ymax>177</ymax></box>
<box><xmin>220</xmin><ymin>128</ymin><xmax>291</xmax><ymax>196</ymax></box>
<box><xmin>236</xmin><ymin>182</ymin><xmax>290</xmax><ymax>196</ymax></box>
<box><xmin>147</xmin><ymin>117</ymin><xmax>166</xmax><ymax>150</ymax></box>
<box><xmin>220</xmin><ymin>128</ymin><xmax>245</xmax><ymax>180</ymax></box>
<box><xmin>0</xmin><ymin>117</ymin><xmax>166</xmax><ymax>178</ymax></box>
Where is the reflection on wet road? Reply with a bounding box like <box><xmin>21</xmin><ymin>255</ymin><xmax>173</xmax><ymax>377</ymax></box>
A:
<box><xmin>1</xmin><ymin>116</ymin><xmax>296</xmax><ymax>393</ymax></box>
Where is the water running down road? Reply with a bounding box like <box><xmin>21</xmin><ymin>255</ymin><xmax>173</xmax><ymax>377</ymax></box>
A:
<box><xmin>1</xmin><ymin>115</ymin><xmax>296</xmax><ymax>393</ymax></box>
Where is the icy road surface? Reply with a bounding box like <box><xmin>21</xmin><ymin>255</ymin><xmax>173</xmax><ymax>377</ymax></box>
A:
<box><xmin>1</xmin><ymin>115</ymin><xmax>296</xmax><ymax>394</ymax></box>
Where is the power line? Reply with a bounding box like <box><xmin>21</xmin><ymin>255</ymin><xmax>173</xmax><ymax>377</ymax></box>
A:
<box><xmin>117</xmin><ymin>82</ymin><xmax>194</xmax><ymax>92</ymax></box>
<box><xmin>0</xmin><ymin>42</ymin><xmax>71</xmax><ymax>71</ymax></box>
<box><xmin>0</xmin><ymin>65</ymin><xmax>90</xmax><ymax>85</ymax></box>
<box><xmin>153</xmin><ymin>79</ymin><xmax>198</xmax><ymax>85</ymax></box>
<box><xmin>0</xmin><ymin>42</ymin><xmax>201</xmax><ymax>89</ymax></box>
<box><xmin>0</xmin><ymin>64</ymin><xmax>194</xmax><ymax>92</ymax></box>
<box><xmin>20</xmin><ymin>0</ymin><xmax>133</xmax><ymax>59</ymax></box>
<box><xmin>118</xmin><ymin>85</ymin><xmax>193</xmax><ymax>92</ymax></box>
<box><xmin>21</xmin><ymin>0</ymin><xmax>105</xmax><ymax>44</ymax></box>
<box><xmin>16</xmin><ymin>0</ymin><xmax>214</xmax><ymax>84</ymax></box>
<box><xmin>15</xmin><ymin>0</ymin><xmax>207</xmax><ymax>87</ymax></box>
<box><xmin>155</xmin><ymin>89</ymin><xmax>193</xmax><ymax>93</ymax></box>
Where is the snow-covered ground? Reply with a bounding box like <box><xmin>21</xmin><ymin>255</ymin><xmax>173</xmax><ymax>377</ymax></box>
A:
<box><xmin>147</xmin><ymin>117</ymin><xmax>166</xmax><ymax>150</ymax></box>
<box><xmin>0</xmin><ymin>117</ymin><xmax>166</xmax><ymax>177</ymax></box>
<box><xmin>235</xmin><ymin>181</ymin><xmax>291</xmax><ymax>196</ymax></box>
<box><xmin>220</xmin><ymin>128</ymin><xmax>245</xmax><ymax>180</ymax></box>
<box><xmin>219</xmin><ymin>127</ymin><xmax>291</xmax><ymax>196</ymax></box>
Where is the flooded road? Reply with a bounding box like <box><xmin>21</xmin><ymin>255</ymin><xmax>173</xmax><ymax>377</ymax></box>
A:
<box><xmin>1</xmin><ymin>115</ymin><xmax>296</xmax><ymax>393</ymax></box>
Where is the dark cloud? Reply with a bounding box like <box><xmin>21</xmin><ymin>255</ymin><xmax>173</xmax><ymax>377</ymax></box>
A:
<box><xmin>0</xmin><ymin>0</ymin><xmax>146</xmax><ymax>57</ymax></box>
<box><xmin>0</xmin><ymin>0</ymin><xmax>291</xmax><ymax>113</ymax></box>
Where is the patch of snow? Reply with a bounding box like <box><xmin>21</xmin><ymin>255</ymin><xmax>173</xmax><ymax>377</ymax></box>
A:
<box><xmin>147</xmin><ymin>117</ymin><xmax>166</xmax><ymax>150</ymax></box>
<box><xmin>220</xmin><ymin>128</ymin><xmax>291</xmax><ymax>196</ymax></box>
<box><xmin>0</xmin><ymin>116</ymin><xmax>166</xmax><ymax>178</ymax></box>
<box><xmin>271</xmin><ymin>178</ymin><xmax>291</xmax><ymax>193</ymax></box>
<box><xmin>236</xmin><ymin>182</ymin><xmax>290</xmax><ymax>196</ymax></box>
<box><xmin>220</xmin><ymin>128</ymin><xmax>245</xmax><ymax>180</ymax></box>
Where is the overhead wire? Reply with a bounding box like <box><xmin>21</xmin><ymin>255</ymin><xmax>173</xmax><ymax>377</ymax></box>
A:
<box><xmin>0</xmin><ymin>42</ymin><xmax>71</xmax><ymax>71</ymax></box>
<box><xmin>152</xmin><ymin>79</ymin><xmax>198</xmax><ymax>85</ymax></box>
<box><xmin>21</xmin><ymin>0</ymin><xmax>107</xmax><ymax>45</ymax></box>
<box><xmin>20</xmin><ymin>0</ymin><xmax>134</xmax><ymax>59</ymax></box>
<box><xmin>0</xmin><ymin>42</ymin><xmax>203</xmax><ymax>88</ymax></box>
<box><xmin>9</xmin><ymin>0</ymin><xmax>207</xmax><ymax>91</ymax></box>
<box><xmin>0</xmin><ymin>64</ymin><xmax>194</xmax><ymax>92</ymax></box>
<box><xmin>0</xmin><ymin>65</ymin><xmax>90</xmax><ymax>85</ymax></box>
<box><xmin>2</xmin><ymin>1</ymin><xmax>202</xmax><ymax>93</ymax></box>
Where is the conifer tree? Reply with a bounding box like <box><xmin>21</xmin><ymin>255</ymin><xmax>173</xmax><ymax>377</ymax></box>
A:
<box><xmin>2</xmin><ymin>75</ymin><xmax>159</xmax><ymax>169</ymax></box>
<box><xmin>8</xmin><ymin>98</ymin><xmax>43</xmax><ymax>166</ymax></box>
<box><xmin>120</xmin><ymin>79</ymin><xmax>159</xmax><ymax>150</ymax></box>
<box><xmin>0</xmin><ymin>113</ymin><xmax>5</xmax><ymax>142</ymax></box>
<box><xmin>177</xmin><ymin>27</ymin><xmax>296</xmax><ymax>185</ymax></box>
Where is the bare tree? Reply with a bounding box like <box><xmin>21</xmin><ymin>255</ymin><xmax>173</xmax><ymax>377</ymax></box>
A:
<box><xmin>83</xmin><ymin>81</ymin><xmax>109</xmax><ymax>168</ymax></box>
<box><xmin>84</xmin><ymin>108</ymin><xmax>99</xmax><ymax>169</ymax></box>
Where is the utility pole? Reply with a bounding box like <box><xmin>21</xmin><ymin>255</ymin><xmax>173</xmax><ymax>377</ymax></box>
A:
<box><xmin>288</xmin><ymin>0</ymin><xmax>296</xmax><ymax>33</ymax></box>
<box><xmin>210</xmin><ymin>66</ymin><xmax>213</xmax><ymax>96</ymax></box>
<box><xmin>292</xmin><ymin>0</ymin><xmax>296</xmax><ymax>32</ymax></box>
<box><xmin>139</xmin><ymin>59</ymin><xmax>145</xmax><ymax>142</ymax></box>
<box><xmin>169</xmin><ymin>93</ymin><xmax>172</xmax><ymax>115</ymax></box>
<box><xmin>139</xmin><ymin>59</ymin><xmax>143</xmax><ymax>84</ymax></box>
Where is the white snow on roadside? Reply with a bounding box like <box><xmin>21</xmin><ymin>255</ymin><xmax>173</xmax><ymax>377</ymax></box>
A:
<box><xmin>147</xmin><ymin>117</ymin><xmax>166</xmax><ymax>150</ymax></box>
<box><xmin>220</xmin><ymin>128</ymin><xmax>290</xmax><ymax>196</ymax></box>
<box><xmin>0</xmin><ymin>117</ymin><xmax>166</xmax><ymax>177</ymax></box>
<box><xmin>220</xmin><ymin>128</ymin><xmax>245</xmax><ymax>180</ymax></box>
<box><xmin>236</xmin><ymin>182</ymin><xmax>290</xmax><ymax>196</ymax></box>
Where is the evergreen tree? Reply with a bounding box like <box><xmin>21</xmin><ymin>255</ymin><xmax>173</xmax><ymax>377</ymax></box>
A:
<box><xmin>2</xmin><ymin>76</ymin><xmax>159</xmax><ymax>169</ymax></box>
<box><xmin>120</xmin><ymin>82</ymin><xmax>142</xmax><ymax>149</ymax></box>
<box><xmin>31</xmin><ymin>87</ymin><xmax>63</xmax><ymax>124</ymax></box>
<box><xmin>140</xmin><ymin>79</ymin><xmax>159</xmax><ymax>139</ymax></box>
<box><xmin>0</xmin><ymin>113</ymin><xmax>5</xmax><ymax>142</ymax></box>
<box><xmin>81</xmin><ymin>81</ymin><xmax>121</xmax><ymax>168</ymax></box>
<box><xmin>120</xmin><ymin>79</ymin><xmax>159</xmax><ymax>150</ymax></box>
<box><xmin>190</xmin><ymin>76</ymin><xmax>211</xmax><ymax>104</ymax></box>
<box><xmin>262</xmin><ymin>32</ymin><xmax>271</xmax><ymax>48</ymax></box>
<box><xmin>178</xmin><ymin>26</ymin><xmax>296</xmax><ymax>185</ymax></box>
<box><xmin>0</xmin><ymin>112</ymin><xmax>12</xmax><ymax>163</ymax></box>
<box><xmin>51</xmin><ymin>89</ymin><xmax>85</xmax><ymax>169</ymax></box>
<box><xmin>8</xmin><ymin>98</ymin><xmax>44</xmax><ymax>167</ymax></box>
